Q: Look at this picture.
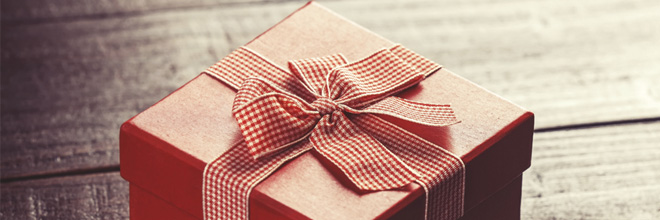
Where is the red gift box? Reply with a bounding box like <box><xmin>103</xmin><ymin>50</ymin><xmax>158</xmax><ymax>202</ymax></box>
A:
<box><xmin>120</xmin><ymin>2</ymin><xmax>533</xmax><ymax>219</ymax></box>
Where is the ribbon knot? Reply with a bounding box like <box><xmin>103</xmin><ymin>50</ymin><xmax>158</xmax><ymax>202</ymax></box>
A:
<box><xmin>311</xmin><ymin>97</ymin><xmax>340</xmax><ymax>116</ymax></box>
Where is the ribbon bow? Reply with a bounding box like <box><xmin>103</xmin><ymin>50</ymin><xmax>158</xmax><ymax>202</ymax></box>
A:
<box><xmin>204</xmin><ymin>45</ymin><xmax>465</xmax><ymax>220</ymax></box>
<box><xmin>233</xmin><ymin>48</ymin><xmax>459</xmax><ymax>190</ymax></box>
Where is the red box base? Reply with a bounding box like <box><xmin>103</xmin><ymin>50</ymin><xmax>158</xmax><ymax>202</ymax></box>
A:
<box><xmin>130</xmin><ymin>176</ymin><xmax>523</xmax><ymax>220</ymax></box>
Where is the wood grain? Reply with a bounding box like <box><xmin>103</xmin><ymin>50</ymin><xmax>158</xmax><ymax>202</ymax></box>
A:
<box><xmin>521</xmin><ymin>121</ymin><xmax>660</xmax><ymax>219</ymax></box>
<box><xmin>0</xmin><ymin>2</ymin><xmax>302</xmax><ymax>180</ymax></box>
<box><xmin>2</xmin><ymin>0</ymin><xmax>659</xmax><ymax>218</ymax></box>
<box><xmin>3</xmin><ymin>0</ymin><xmax>659</xmax><ymax>180</ymax></box>
<box><xmin>0</xmin><ymin>172</ymin><xmax>129</xmax><ymax>220</ymax></box>
<box><xmin>322</xmin><ymin>0</ymin><xmax>660</xmax><ymax>129</ymax></box>
<box><xmin>0</xmin><ymin>0</ymin><xmax>305</xmax><ymax>24</ymax></box>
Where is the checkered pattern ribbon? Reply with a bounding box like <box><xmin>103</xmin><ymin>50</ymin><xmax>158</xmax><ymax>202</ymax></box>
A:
<box><xmin>203</xmin><ymin>45</ymin><xmax>465</xmax><ymax>220</ymax></box>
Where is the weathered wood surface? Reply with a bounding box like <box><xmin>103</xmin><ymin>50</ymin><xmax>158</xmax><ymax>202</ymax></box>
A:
<box><xmin>330</xmin><ymin>0</ymin><xmax>660</xmax><ymax>129</ymax></box>
<box><xmin>0</xmin><ymin>172</ymin><xmax>129</xmax><ymax>220</ymax></box>
<box><xmin>2</xmin><ymin>0</ymin><xmax>659</xmax><ymax>179</ymax></box>
<box><xmin>2</xmin><ymin>122</ymin><xmax>658</xmax><ymax>219</ymax></box>
<box><xmin>1</xmin><ymin>1</ymin><xmax>301</xmax><ymax>180</ymax></box>
<box><xmin>1</xmin><ymin>0</ymin><xmax>280</xmax><ymax>23</ymax></box>
<box><xmin>1</xmin><ymin>0</ymin><xmax>659</xmax><ymax>219</ymax></box>
<box><xmin>522</xmin><ymin>121</ymin><xmax>660</xmax><ymax>219</ymax></box>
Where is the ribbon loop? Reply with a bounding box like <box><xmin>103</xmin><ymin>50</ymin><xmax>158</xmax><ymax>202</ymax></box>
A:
<box><xmin>233</xmin><ymin>78</ymin><xmax>320</xmax><ymax>159</ymax></box>
<box><xmin>289</xmin><ymin>54</ymin><xmax>348</xmax><ymax>97</ymax></box>
<box><xmin>330</xmin><ymin>49</ymin><xmax>426</xmax><ymax>108</ymax></box>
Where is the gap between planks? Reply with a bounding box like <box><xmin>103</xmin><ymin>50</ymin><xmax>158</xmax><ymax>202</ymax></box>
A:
<box><xmin>0</xmin><ymin>165</ymin><xmax>120</xmax><ymax>184</ymax></box>
<box><xmin>1</xmin><ymin>0</ymin><xmax>312</xmax><ymax>26</ymax></box>
<box><xmin>534</xmin><ymin>116</ymin><xmax>660</xmax><ymax>133</ymax></box>
<box><xmin>2</xmin><ymin>117</ymin><xmax>658</xmax><ymax>183</ymax></box>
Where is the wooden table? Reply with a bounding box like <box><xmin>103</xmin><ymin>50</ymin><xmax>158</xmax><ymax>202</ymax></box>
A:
<box><xmin>2</xmin><ymin>0</ymin><xmax>659</xmax><ymax>219</ymax></box>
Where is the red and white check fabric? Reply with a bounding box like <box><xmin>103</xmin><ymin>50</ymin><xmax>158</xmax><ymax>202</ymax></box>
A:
<box><xmin>203</xmin><ymin>45</ymin><xmax>465</xmax><ymax>220</ymax></box>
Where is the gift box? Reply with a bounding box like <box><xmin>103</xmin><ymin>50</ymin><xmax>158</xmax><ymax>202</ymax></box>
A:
<box><xmin>120</xmin><ymin>1</ymin><xmax>534</xmax><ymax>219</ymax></box>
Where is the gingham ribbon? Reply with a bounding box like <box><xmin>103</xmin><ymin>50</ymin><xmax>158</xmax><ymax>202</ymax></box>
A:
<box><xmin>203</xmin><ymin>45</ymin><xmax>465</xmax><ymax>220</ymax></box>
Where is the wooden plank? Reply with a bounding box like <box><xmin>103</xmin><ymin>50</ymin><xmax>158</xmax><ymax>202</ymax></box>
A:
<box><xmin>322</xmin><ymin>0</ymin><xmax>660</xmax><ymax>129</ymax></box>
<box><xmin>0</xmin><ymin>172</ymin><xmax>129</xmax><ymax>220</ymax></box>
<box><xmin>521</xmin><ymin>121</ymin><xmax>660</xmax><ymax>219</ymax></box>
<box><xmin>2</xmin><ymin>122</ymin><xmax>657</xmax><ymax>219</ymax></box>
<box><xmin>3</xmin><ymin>0</ymin><xmax>660</xmax><ymax>179</ymax></box>
<box><xmin>0</xmin><ymin>2</ymin><xmax>303</xmax><ymax>180</ymax></box>
<box><xmin>0</xmin><ymin>0</ymin><xmax>303</xmax><ymax>23</ymax></box>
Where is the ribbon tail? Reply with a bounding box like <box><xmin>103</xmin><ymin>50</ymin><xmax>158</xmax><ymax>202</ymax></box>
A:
<box><xmin>205</xmin><ymin>46</ymin><xmax>316</xmax><ymax>102</ymax></box>
<box><xmin>308</xmin><ymin>111</ymin><xmax>419</xmax><ymax>191</ymax></box>
<box><xmin>351</xmin><ymin>114</ymin><xmax>465</xmax><ymax>220</ymax></box>
<box><xmin>346</xmin><ymin>96</ymin><xmax>459</xmax><ymax>127</ymax></box>
<box><xmin>203</xmin><ymin>140</ymin><xmax>313</xmax><ymax>220</ymax></box>
<box><xmin>388</xmin><ymin>45</ymin><xmax>442</xmax><ymax>77</ymax></box>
